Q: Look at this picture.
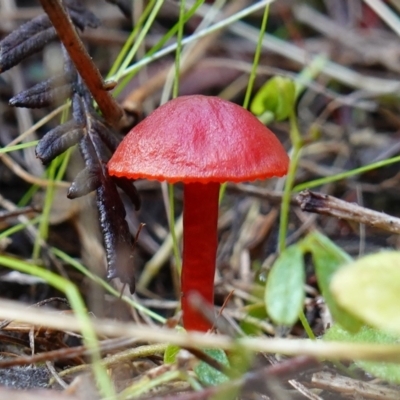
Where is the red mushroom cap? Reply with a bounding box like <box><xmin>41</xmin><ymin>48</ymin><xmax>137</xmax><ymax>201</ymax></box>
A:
<box><xmin>108</xmin><ymin>95</ymin><xmax>289</xmax><ymax>182</ymax></box>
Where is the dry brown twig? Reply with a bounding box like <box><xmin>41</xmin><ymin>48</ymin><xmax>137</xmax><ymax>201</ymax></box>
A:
<box><xmin>145</xmin><ymin>356</ymin><xmax>319</xmax><ymax>400</ymax></box>
<box><xmin>0</xmin><ymin>152</ymin><xmax>70</xmax><ymax>188</ymax></box>
<box><xmin>296</xmin><ymin>190</ymin><xmax>400</xmax><ymax>234</ymax></box>
<box><xmin>312</xmin><ymin>371</ymin><xmax>400</xmax><ymax>400</ymax></box>
<box><xmin>294</xmin><ymin>3</ymin><xmax>400</xmax><ymax>73</ymax></box>
<box><xmin>3</xmin><ymin>299</ymin><xmax>400</xmax><ymax>363</ymax></box>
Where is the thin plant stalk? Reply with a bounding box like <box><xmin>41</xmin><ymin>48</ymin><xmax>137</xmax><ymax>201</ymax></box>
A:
<box><xmin>112</xmin><ymin>0</ymin><xmax>205</xmax><ymax>97</ymax></box>
<box><xmin>0</xmin><ymin>141</ymin><xmax>38</xmax><ymax>153</ymax></box>
<box><xmin>168</xmin><ymin>184</ymin><xmax>182</xmax><ymax>274</ymax></box>
<box><xmin>32</xmin><ymin>104</ymin><xmax>71</xmax><ymax>260</ymax></box>
<box><xmin>32</xmin><ymin>148</ymin><xmax>72</xmax><ymax>260</ymax></box>
<box><xmin>172</xmin><ymin>0</ymin><xmax>186</xmax><ymax>100</ymax></box>
<box><xmin>166</xmin><ymin>0</ymin><xmax>187</xmax><ymax>277</ymax></box>
<box><xmin>113</xmin><ymin>0</ymin><xmax>164</xmax><ymax>82</ymax></box>
<box><xmin>294</xmin><ymin>154</ymin><xmax>400</xmax><ymax>192</ymax></box>
<box><xmin>107</xmin><ymin>0</ymin><xmax>157</xmax><ymax>78</ymax></box>
<box><xmin>278</xmin><ymin>111</ymin><xmax>302</xmax><ymax>253</ymax></box>
<box><xmin>299</xmin><ymin>308</ymin><xmax>316</xmax><ymax>340</ymax></box>
<box><xmin>242</xmin><ymin>4</ymin><xmax>270</xmax><ymax>110</ymax></box>
<box><xmin>18</xmin><ymin>184</ymin><xmax>40</xmax><ymax>207</ymax></box>
<box><xmin>2</xmin><ymin>104</ymin><xmax>67</xmax><ymax>151</ymax></box>
<box><xmin>0</xmin><ymin>216</ymin><xmax>41</xmax><ymax>241</ymax></box>
<box><xmin>220</xmin><ymin>2</ymin><xmax>270</xmax><ymax>200</ymax></box>
<box><xmin>111</xmin><ymin>0</ymin><xmax>274</xmax><ymax>83</ymax></box>
<box><xmin>151</xmin><ymin>0</ymin><xmax>205</xmax><ymax>58</ymax></box>
<box><xmin>277</xmin><ymin>111</ymin><xmax>316</xmax><ymax>339</ymax></box>
<box><xmin>32</xmin><ymin>159</ymin><xmax>56</xmax><ymax>260</ymax></box>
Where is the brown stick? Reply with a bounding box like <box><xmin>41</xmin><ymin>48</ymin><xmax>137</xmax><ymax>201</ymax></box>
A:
<box><xmin>312</xmin><ymin>371</ymin><xmax>400</xmax><ymax>400</ymax></box>
<box><xmin>296</xmin><ymin>190</ymin><xmax>400</xmax><ymax>234</ymax></box>
<box><xmin>147</xmin><ymin>356</ymin><xmax>319</xmax><ymax>400</ymax></box>
<box><xmin>38</xmin><ymin>0</ymin><xmax>123</xmax><ymax>125</ymax></box>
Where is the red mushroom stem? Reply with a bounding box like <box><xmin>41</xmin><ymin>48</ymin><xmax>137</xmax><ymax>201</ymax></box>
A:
<box><xmin>181</xmin><ymin>182</ymin><xmax>220</xmax><ymax>332</ymax></box>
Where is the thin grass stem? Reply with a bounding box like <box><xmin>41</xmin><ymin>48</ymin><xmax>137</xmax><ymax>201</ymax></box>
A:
<box><xmin>114</xmin><ymin>0</ymin><xmax>164</xmax><ymax>82</ymax></box>
<box><xmin>112</xmin><ymin>0</ymin><xmax>275</xmax><ymax>81</ymax></box>
<box><xmin>107</xmin><ymin>0</ymin><xmax>157</xmax><ymax>78</ymax></box>
<box><xmin>294</xmin><ymin>155</ymin><xmax>400</xmax><ymax>192</ymax></box>
<box><xmin>0</xmin><ymin>141</ymin><xmax>38</xmax><ymax>153</ymax></box>
<box><xmin>243</xmin><ymin>4</ymin><xmax>270</xmax><ymax>110</ymax></box>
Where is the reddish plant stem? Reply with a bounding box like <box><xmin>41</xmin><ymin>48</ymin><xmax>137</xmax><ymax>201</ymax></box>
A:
<box><xmin>181</xmin><ymin>182</ymin><xmax>219</xmax><ymax>332</ymax></box>
<box><xmin>39</xmin><ymin>0</ymin><xmax>123</xmax><ymax>126</ymax></box>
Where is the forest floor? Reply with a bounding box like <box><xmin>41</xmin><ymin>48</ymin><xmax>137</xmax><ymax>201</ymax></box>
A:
<box><xmin>1</xmin><ymin>0</ymin><xmax>400</xmax><ymax>399</ymax></box>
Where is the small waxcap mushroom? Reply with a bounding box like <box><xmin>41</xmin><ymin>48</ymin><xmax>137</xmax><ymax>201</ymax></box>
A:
<box><xmin>108</xmin><ymin>95</ymin><xmax>289</xmax><ymax>332</ymax></box>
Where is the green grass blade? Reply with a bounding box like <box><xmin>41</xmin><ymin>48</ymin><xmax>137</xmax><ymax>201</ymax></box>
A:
<box><xmin>0</xmin><ymin>216</ymin><xmax>41</xmax><ymax>241</ymax></box>
<box><xmin>114</xmin><ymin>0</ymin><xmax>165</xmax><ymax>82</ymax></box>
<box><xmin>112</xmin><ymin>0</ymin><xmax>274</xmax><ymax>83</ymax></box>
<box><xmin>107</xmin><ymin>0</ymin><xmax>157</xmax><ymax>78</ymax></box>
<box><xmin>293</xmin><ymin>154</ymin><xmax>400</xmax><ymax>192</ymax></box>
<box><xmin>112</xmin><ymin>0</ymin><xmax>205</xmax><ymax>97</ymax></box>
<box><xmin>0</xmin><ymin>141</ymin><xmax>38</xmax><ymax>153</ymax></box>
<box><xmin>243</xmin><ymin>4</ymin><xmax>270</xmax><ymax>110</ymax></box>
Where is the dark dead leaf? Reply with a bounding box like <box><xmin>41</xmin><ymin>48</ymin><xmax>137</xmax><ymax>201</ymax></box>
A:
<box><xmin>35</xmin><ymin>121</ymin><xmax>84</xmax><ymax>164</ymax></box>
<box><xmin>67</xmin><ymin>166</ymin><xmax>102</xmax><ymax>199</ymax></box>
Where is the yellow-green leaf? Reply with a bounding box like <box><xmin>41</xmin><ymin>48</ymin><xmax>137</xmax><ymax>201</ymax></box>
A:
<box><xmin>331</xmin><ymin>251</ymin><xmax>400</xmax><ymax>336</ymax></box>
<box><xmin>164</xmin><ymin>344</ymin><xmax>180</xmax><ymax>364</ymax></box>
<box><xmin>251</xmin><ymin>76</ymin><xmax>295</xmax><ymax>120</ymax></box>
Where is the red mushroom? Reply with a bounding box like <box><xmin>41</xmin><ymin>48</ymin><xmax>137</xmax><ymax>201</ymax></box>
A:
<box><xmin>108</xmin><ymin>95</ymin><xmax>289</xmax><ymax>332</ymax></box>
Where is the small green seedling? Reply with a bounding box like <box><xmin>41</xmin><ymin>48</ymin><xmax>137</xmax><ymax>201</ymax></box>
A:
<box><xmin>265</xmin><ymin>244</ymin><xmax>305</xmax><ymax>326</ymax></box>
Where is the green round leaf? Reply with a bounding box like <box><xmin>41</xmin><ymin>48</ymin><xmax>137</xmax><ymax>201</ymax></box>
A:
<box><xmin>331</xmin><ymin>251</ymin><xmax>400</xmax><ymax>336</ymax></box>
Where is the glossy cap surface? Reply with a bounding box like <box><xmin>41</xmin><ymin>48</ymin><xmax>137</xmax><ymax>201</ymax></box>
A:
<box><xmin>108</xmin><ymin>95</ymin><xmax>289</xmax><ymax>183</ymax></box>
